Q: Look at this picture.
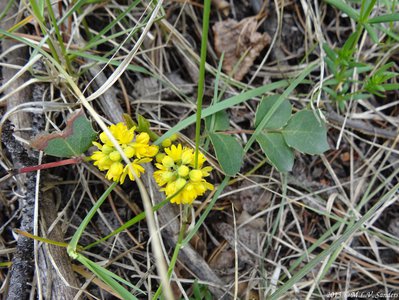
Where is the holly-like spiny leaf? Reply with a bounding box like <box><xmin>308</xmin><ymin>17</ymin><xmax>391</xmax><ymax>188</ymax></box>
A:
<box><xmin>31</xmin><ymin>110</ymin><xmax>97</xmax><ymax>158</ymax></box>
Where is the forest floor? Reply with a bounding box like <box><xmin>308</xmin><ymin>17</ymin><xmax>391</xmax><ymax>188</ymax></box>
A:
<box><xmin>1</xmin><ymin>0</ymin><xmax>399</xmax><ymax>299</ymax></box>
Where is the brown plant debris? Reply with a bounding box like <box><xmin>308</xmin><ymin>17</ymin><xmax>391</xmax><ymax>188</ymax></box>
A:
<box><xmin>213</xmin><ymin>17</ymin><xmax>270</xmax><ymax>81</ymax></box>
<box><xmin>211</xmin><ymin>0</ymin><xmax>230</xmax><ymax>16</ymax></box>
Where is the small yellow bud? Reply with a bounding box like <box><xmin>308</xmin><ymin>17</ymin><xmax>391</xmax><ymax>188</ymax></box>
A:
<box><xmin>161</xmin><ymin>138</ymin><xmax>172</xmax><ymax>148</ymax></box>
<box><xmin>177</xmin><ymin>165</ymin><xmax>189</xmax><ymax>177</ymax></box>
<box><xmin>99</xmin><ymin>132</ymin><xmax>109</xmax><ymax>144</ymax></box>
<box><xmin>102</xmin><ymin>145</ymin><xmax>114</xmax><ymax>154</ymax></box>
<box><xmin>170</xmin><ymin>133</ymin><xmax>178</xmax><ymax>141</ymax></box>
<box><xmin>124</xmin><ymin>146</ymin><xmax>135</xmax><ymax>158</ymax></box>
<box><xmin>156</xmin><ymin>153</ymin><xmax>166</xmax><ymax>163</ymax></box>
<box><xmin>163</xmin><ymin>171</ymin><xmax>175</xmax><ymax>182</ymax></box>
<box><xmin>162</xmin><ymin>156</ymin><xmax>175</xmax><ymax>168</ymax></box>
<box><xmin>189</xmin><ymin>169</ymin><xmax>203</xmax><ymax>182</ymax></box>
<box><xmin>175</xmin><ymin>178</ymin><xmax>187</xmax><ymax>190</ymax></box>
<box><xmin>109</xmin><ymin>151</ymin><xmax>121</xmax><ymax>162</ymax></box>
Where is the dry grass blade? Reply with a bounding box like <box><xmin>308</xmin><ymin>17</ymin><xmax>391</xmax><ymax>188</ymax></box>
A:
<box><xmin>2</xmin><ymin>0</ymin><xmax>399</xmax><ymax>298</ymax></box>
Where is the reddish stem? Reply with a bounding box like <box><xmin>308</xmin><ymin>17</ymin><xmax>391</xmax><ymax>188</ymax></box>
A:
<box><xmin>16</xmin><ymin>157</ymin><xmax>82</xmax><ymax>174</ymax></box>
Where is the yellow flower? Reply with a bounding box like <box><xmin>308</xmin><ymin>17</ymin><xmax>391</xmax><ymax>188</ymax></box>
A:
<box><xmin>189</xmin><ymin>169</ymin><xmax>203</xmax><ymax>182</ymax></box>
<box><xmin>154</xmin><ymin>143</ymin><xmax>213</xmax><ymax>205</ymax></box>
<box><xmin>99</xmin><ymin>123</ymin><xmax>135</xmax><ymax>146</ymax></box>
<box><xmin>160</xmin><ymin>134</ymin><xmax>179</xmax><ymax>148</ymax></box>
<box><xmin>120</xmin><ymin>158</ymin><xmax>151</xmax><ymax>184</ymax></box>
<box><xmin>91</xmin><ymin>122</ymin><xmax>158</xmax><ymax>183</ymax></box>
<box><xmin>132</xmin><ymin>133</ymin><xmax>159</xmax><ymax>158</ymax></box>
<box><xmin>164</xmin><ymin>144</ymin><xmax>183</xmax><ymax>162</ymax></box>
<box><xmin>91</xmin><ymin>150</ymin><xmax>112</xmax><ymax>171</ymax></box>
<box><xmin>106</xmin><ymin>162</ymin><xmax>124</xmax><ymax>182</ymax></box>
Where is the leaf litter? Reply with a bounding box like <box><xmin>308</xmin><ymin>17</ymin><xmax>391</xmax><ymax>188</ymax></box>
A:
<box><xmin>213</xmin><ymin>16</ymin><xmax>271</xmax><ymax>81</ymax></box>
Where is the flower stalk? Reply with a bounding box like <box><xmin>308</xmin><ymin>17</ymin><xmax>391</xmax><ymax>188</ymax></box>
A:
<box><xmin>12</xmin><ymin>157</ymin><xmax>82</xmax><ymax>175</ymax></box>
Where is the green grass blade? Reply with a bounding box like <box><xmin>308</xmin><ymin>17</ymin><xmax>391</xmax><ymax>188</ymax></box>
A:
<box><xmin>183</xmin><ymin>176</ymin><xmax>230</xmax><ymax>244</ymax></box>
<box><xmin>286</xmin><ymin>221</ymin><xmax>341</xmax><ymax>278</ymax></box>
<box><xmin>68</xmin><ymin>182</ymin><xmax>118</xmax><ymax>253</ymax></box>
<box><xmin>83</xmin><ymin>0</ymin><xmax>141</xmax><ymax>51</ymax></box>
<box><xmin>45</xmin><ymin>0</ymin><xmax>71</xmax><ymax>70</ymax></box>
<box><xmin>28</xmin><ymin>0</ymin><xmax>90</xmax><ymax>58</ymax></box>
<box><xmin>0</xmin><ymin>0</ymin><xmax>15</xmax><ymax>22</ymax></box>
<box><xmin>77</xmin><ymin>254</ymin><xmax>139</xmax><ymax>300</ymax></box>
<box><xmin>270</xmin><ymin>182</ymin><xmax>399</xmax><ymax>299</ymax></box>
<box><xmin>194</xmin><ymin>0</ymin><xmax>212</xmax><ymax>168</ymax></box>
<box><xmin>368</xmin><ymin>13</ymin><xmax>399</xmax><ymax>23</ymax></box>
<box><xmin>154</xmin><ymin>80</ymin><xmax>289</xmax><ymax>145</ymax></box>
<box><xmin>80</xmin><ymin>254</ymin><xmax>145</xmax><ymax>293</ymax></box>
<box><xmin>84</xmin><ymin>199</ymin><xmax>169</xmax><ymax>250</ymax></box>
<box><xmin>323</xmin><ymin>0</ymin><xmax>359</xmax><ymax>21</ymax></box>
<box><xmin>84</xmin><ymin>184</ymin><xmax>195</xmax><ymax>250</ymax></box>
<box><xmin>207</xmin><ymin>52</ymin><xmax>225</xmax><ymax>135</ymax></box>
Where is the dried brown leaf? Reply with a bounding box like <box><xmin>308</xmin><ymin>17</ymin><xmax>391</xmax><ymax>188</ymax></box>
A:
<box><xmin>213</xmin><ymin>17</ymin><xmax>270</xmax><ymax>81</ymax></box>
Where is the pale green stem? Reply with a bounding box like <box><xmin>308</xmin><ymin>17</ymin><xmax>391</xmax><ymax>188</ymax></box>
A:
<box><xmin>194</xmin><ymin>0</ymin><xmax>212</xmax><ymax>169</ymax></box>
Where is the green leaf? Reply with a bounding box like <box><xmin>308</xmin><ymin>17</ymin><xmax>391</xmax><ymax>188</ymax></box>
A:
<box><xmin>244</xmin><ymin>62</ymin><xmax>318</xmax><ymax>153</ymax></box>
<box><xmin>205</xmin><ymin>110</ymin><xmax>230</xmax><ymax>132</ymax></box>
<box><xmin>322</xmin><ymin>43</ymin><xmax>337</xmax><ymax>61</ymax></box>
<box><xmin>136</xmin><ymin>114</ymin><xmax>159</xmax><ymax>141</ymax></box>
<box><xmin>282</xmin><ymin>110</ymin><xmax>329</xmax><ymax>155</ymax></box>
<box><xmin>137</xmin><ymin>114</ymin><xmax>150</xmax><ymax>132</ymax></box>
<box><xmin>255</xmin><ymin>95</ymin><xmax>292</xmax><ymax>129</ymax></box>
<box><xmin>368</xmin><ymin>13</ymin><xmax>399</xmax><ymax>23</ymax></box>
<box><xmin>360</xmin><ymin>0</ymin><xmax>377</xmax><ymax>21</ymax></box>
<box><xmin>323</xmin><ymin>0</ymin><xmax>359</xmax><ymax>21</ymax></box>
<box><xmin>209</xmin><ymin>133</ymin><xmax>243</xmax><ymax>176</ymax></box>
<box><xmin>31</xmin><ymin>110</ymin><xmax>97</xmax><ymax>158</ymax></box>
<box><xmin>154</xmin><ymin>79</ymin><xmax>290</xmax><ymax>145</ymax></box>
<box><xmin>77</xmin><ymin>255</ymin><xmax>138</xmax><ymax>300</ymax></box>
<box><xmin>342</xmin><ymin>31</ymin><xmax>359</xmax><ymax>54</ymax></box>
<box><xmin>256</xmin><ymin>132</ymin><xmax>294</xmax><ymax>172</ymax></box>
<box><xmin>123</xmin><ymin>113</ymin><xmax>137</xmax><ymax>129</ymax></box>
<box><xmin>364</xmin><ymin>23</ymin><xmax>378</xmax><ymax>43</ymax></box>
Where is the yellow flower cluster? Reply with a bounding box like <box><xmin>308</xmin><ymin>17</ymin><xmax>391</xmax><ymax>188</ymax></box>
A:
<box><xmin>91</xmin><ymin>122</ymin><xmax>158</xmax><ymax>183</ymax></box>
<box><xmin>154</xmin><ymin>144</ymin><xmax>213</xmax><ymax>204</ymax></box>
